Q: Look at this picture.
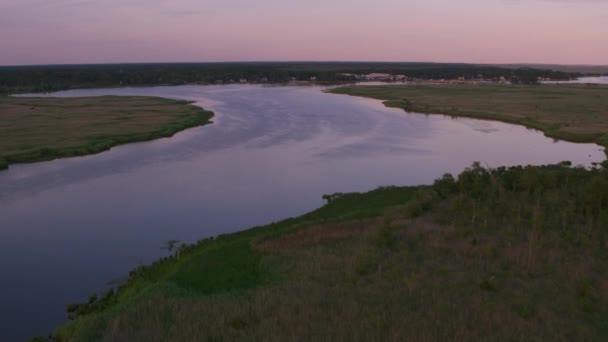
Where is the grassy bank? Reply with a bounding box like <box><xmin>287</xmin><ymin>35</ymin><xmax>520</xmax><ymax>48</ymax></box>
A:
<box><xmin>50</xmin><ymin>161</ymin><xmax>608</xmax><ymax>341</ymax></box>
<box><xmin>0</xmin><ymin>95</ymin><xmax>213</xmax><ymax>170</ymax></box>
<box><xmin>330</xmin><ymin>84</ymin><xmax>608</xmax><ymax>150</ymax></box>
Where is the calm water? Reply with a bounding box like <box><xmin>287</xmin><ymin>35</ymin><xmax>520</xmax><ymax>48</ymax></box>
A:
<box><xmin>1</xmin><ymin>84</ymin><xmax>605</xmax><ymax>341</ymax></box>
<box><xmin>543</xmin><ymin>76</ymin><xmax>608</xmax><ymax>84</ymax></box>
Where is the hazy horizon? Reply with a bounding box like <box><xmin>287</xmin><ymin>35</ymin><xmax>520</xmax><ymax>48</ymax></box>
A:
<box><xmin>2</xmin><ymin>60</ymin><xmax>608</xmax><ymax>68</ymax></box>
<box><xmin>1</xmin><ymin>0</ymin><xmax>607</xmax><ymax>66</ymax></box>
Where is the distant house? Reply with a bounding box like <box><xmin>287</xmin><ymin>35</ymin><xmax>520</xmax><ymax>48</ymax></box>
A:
<box><xmin>239</xmin><ymin>78</ymin><xmax>247</xmax><ymax>83</ymax></box>
<box><xmin>365</xmin><ymin>73</ymin><xmax>392</xmax><ymax>80</ymax></box>
<box><xmin>498</xmin><ymin>76</ymin><xmax>511</xmax><ymax>84</ymax></box>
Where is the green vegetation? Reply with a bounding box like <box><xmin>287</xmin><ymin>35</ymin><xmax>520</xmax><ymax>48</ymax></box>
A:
<box><xmin>53</xmin><ymin>162</ymin><xmax>608</xmax><ymax>341</ymax></box>
<box><xmin>0</xmin><ymin>62</ymin><xmax>577</xmax><ymax>93</ymax></box>
<box><xmin>0</xmin><ymin>95</ymin><xmax>213</xmax><ymax>170</ymax></box>
<box><xmin>330</xmin><ymin>84</ymin><xmax>608</xmax><ymax>151</ymax></box>
<box><xmin>497</xmin><ymin>63</ymin><xmax>608</xmax><ymax>75</ymax></box>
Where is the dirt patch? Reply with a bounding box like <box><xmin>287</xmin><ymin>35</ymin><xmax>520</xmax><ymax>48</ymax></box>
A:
<box><xmin>254</xmin><ymin>218</ymin><xmax>383</xmax><ymax>253</ymax></box>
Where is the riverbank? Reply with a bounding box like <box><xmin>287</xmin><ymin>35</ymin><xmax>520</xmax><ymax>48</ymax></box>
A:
<box><xmin>329</xmin><ymin>84</ymin><xmax>608</xmax><ymax>152</ymax></box>
<box><xmin>0</xmin><ymin>95</ymin><xmax>214</xmax><ymax>171</ymax></box>
<box><xmin>50</xmin><ymin>162</ymin><xmax>608</xmax><ymax>341</ymax></box>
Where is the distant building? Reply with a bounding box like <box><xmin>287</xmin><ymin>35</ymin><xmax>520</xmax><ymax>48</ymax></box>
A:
<box><xmin>498</xmin><ymin>76</ymin><xmax>511</xmax><ymax>84</ymax></box>
<box><xmin>365</xmin><ymin>73</ymin><xmax>393</xmax><ymax>80</ymax></box>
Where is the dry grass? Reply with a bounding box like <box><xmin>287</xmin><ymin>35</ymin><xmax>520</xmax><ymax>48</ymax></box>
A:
<box><xmin>254</xmin><ymin>218</ymin><xmax>381</xmax><ymax>252</ymax></box>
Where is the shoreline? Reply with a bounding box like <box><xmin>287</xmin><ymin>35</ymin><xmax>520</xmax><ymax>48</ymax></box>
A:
<box><xmin>328</xmin><ymin>85</ymin><xmax>608</xmax><ymax>157</ymax></box>
<box><xmin>50</xmin><ymin>162</ymin><xmax>608</xmax><ymax>341</ymax></box>
<box><xmin>0</xmin><ymin>97</ymin><xmax>214</xmax><ymax>172</ymax></box>
<box><xmin>5</xmin><ymin>82</ymin><xmax>606</xmax><ymax>173</ymax></box>
<box><xmin>5</xmin><ymin>82</ymin><xmax>606</xmax><ymax>172</ymax></box>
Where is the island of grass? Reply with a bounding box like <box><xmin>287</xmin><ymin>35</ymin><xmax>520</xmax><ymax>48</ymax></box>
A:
<box><xmin>330</xmin><ymin>83</ymin><xmax>608</xmax><ymax>151</ymax></box>
<box><xmin>0</xmin><ymin>95</ymin><xmax>214</xmax><ymax>170</ymax></box>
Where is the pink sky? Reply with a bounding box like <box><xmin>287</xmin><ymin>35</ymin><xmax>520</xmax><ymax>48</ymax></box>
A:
<box><xmin>0</xmin><ymin>0</ymin><xmax>606</xmax><ymax>65</ymax></box>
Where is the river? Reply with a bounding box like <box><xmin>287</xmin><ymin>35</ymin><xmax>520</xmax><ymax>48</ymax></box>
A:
<box><xmin>0</xmin><ymin>84</ymin><xmax>605</xmax><ymax>341</ymax></box>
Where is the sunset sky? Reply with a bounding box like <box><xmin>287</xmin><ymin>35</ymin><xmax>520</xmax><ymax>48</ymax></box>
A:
<box><xmin>0</xmin><ymin>0</ymin><xmax>606</xmax><ymax>65</ymax></box>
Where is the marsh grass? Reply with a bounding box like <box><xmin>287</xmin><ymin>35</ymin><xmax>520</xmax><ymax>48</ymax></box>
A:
<box><xmin>54</xmin><ymin>162</ymin><xmax>608</xmax><ymax>341</ymax></box>
<box><xmin>0</xmin><ymin>95</ymin><xmax>213</xmax><ymax>170</ymax></box>
<box><xmin>330</xmin><ymin>84</ymin><xmax>608</xmax><ymax>152</ymax></box>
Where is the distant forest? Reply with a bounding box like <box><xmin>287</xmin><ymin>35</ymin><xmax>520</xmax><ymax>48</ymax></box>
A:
<box><xmin>0</xmin><ymin>62</ymin><xmax>580</xmax><ymax>94</ymax></box>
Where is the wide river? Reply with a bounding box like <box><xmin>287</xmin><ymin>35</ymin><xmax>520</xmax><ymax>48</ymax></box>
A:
<box><xmin>1</xmin><ymin>84</ymin><xmax>605</xmax><ymax>341</ymax></box>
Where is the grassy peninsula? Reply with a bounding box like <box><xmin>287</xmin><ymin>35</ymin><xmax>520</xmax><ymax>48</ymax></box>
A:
<box><xmin>330</xmin><ymin>84</ymin><xmax>608</xmax><ymax>150</ymax></box>
<box><xmin>53</xmin><ymin>162</ymin><xmax>608</xmax><ymax>341</ymax></box>
<box><xmin>0</xmin><ymin>95</ymin><xmax>213</xmax><ymax>170</ymax></box>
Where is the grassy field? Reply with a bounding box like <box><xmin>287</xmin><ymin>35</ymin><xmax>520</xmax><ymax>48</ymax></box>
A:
<box><xmin>49</xmin><ymin>162</ymin><xmax>608</xmax><ymax>341</ymax></box>
<box><xmin>330</xmin><ymin>84</ymin><xmax>608</xmax><ymax>150</ymax></box>
<box><xmin>0</xmin><ymin>95</ymin><xmax>213</xmax><ymax>170</ymax></box>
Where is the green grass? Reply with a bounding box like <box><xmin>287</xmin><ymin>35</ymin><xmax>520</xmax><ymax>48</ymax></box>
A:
<box><xmin>329</xmin><ymin>84</ymin><xmax>608</xmax><ymax>151</ymax></box>
<box><xmin>53</xmin><ymin>186</ymin><xmax>416</xmax><ymax>341</ymax></box>
<box><xmin>170</xmin><ymin>239</ymin><xmax>265</xmax><ymax>294</ymax></box>
<box><xmin>52</xmin><ymin>162</ymin><xmax>608</xmax><ymax>341</ymax></box>
<box><xmin>0</xmin><ymin>95</ymin><xmax>213</xmax><ymax>170</ymax></box>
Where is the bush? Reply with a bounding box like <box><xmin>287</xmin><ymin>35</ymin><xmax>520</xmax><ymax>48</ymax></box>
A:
<box><xmin>404</xmin><ymin>189</ymin><xmax>438</xmax><ymax>217</ymax></box>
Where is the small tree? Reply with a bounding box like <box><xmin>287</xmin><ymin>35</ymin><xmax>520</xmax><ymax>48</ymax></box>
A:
<box><xmin>162</xmin><ymin>240</ymin><xmax>182</xmax><ymax>259</ymax></box>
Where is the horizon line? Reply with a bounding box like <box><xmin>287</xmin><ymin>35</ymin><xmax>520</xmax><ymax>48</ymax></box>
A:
<box><xmin>2</xmin><ymin>60</ymin><xmax>608</xmax><ymax>68</ymax></box>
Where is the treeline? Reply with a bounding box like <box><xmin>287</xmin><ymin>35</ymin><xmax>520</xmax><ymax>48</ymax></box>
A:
<box><xmin>428</xmin><ymin>161</ymin><xmax>608</xmax><ymax>233</ymax></box>
<box><xmin>0</xmin><ymin>62</ymin><xmax>579</xmax><ymax>94</ymax></box>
